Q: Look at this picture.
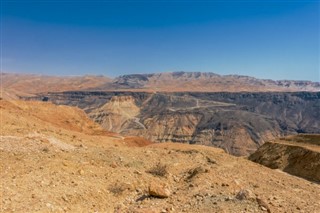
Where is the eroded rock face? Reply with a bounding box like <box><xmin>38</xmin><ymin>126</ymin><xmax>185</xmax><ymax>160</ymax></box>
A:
<box><xmin>249</xmin><ymin>135</ymin><xmax>320</xmax><ymax>182</ymax></box>
<box><xmin>24</xmin><ymin>91</ymin><xmax>320</xmax><ymax>156</ymax></box>
<box><xmin>89</xmin><ymin>96</ymin><xmax>141</xmax><ymax>133</ymax></box>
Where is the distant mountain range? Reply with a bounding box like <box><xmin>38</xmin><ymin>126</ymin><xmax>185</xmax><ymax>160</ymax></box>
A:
<box><xmin>1</xmin><ymin>72</ymin><xmax>319</xmax><ymax>100</ymax></box>
<box><xmin>0</xmin><ymin>73</ymin><xmax>111</xmax><ymax>99</ymax></box>
<box><xmin>107</xmin><ymin>72</ymin><xmax>320</xmax><ymax>92</ymax></box>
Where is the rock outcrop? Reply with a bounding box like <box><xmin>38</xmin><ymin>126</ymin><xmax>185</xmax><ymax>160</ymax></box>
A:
<box><xmin>90</xmin><ymin>96</ymin><xmax>141</xmax><ymax>133</ymax></box>
<box><xmin>249</xmin><ymin>135</ymin><xmax>320</xmax><ymax>182</ymax></box>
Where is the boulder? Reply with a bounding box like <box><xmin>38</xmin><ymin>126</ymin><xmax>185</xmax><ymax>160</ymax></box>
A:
<box><xmin>148</xmin><ymin>182</ymin><xmax>171</xmax><ymax>198</ymax></box>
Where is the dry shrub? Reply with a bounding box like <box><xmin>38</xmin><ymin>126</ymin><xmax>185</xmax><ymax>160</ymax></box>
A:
<box><xmin>42</xmin><ymin>147</ymin><xmax>49</xmax><ymax>153</ymax></box>
<box><xmin>147</xmin><ymin>162</ymin><xmax>168</xmax><ymax>177</ymax></box>
<box><xmin>108</xmin><ymin>183</ymin><xmax>126</xmax><ymax>195</ymax></box>
<box><xmin>186</xmin><ymin>166</ymin><xmax>207</xmax><ymax>180</ymax></box>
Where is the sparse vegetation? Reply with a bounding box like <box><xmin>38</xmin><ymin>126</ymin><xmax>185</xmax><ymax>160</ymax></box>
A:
<box><xmin>206</xmin><ymin>156</ymin><xmax>217</xmax><ymax>164</ymax></box>
<box><xmin>124</xmin><ymin>160</ymin><xmax>144</xmax><ymax>168</ymax></box>
<box><xmin>186</xmin><ymin>166</ymin><xmax>207</xmax><ymax>180</ymax></box>
<box><xmin>179</xmin><ymin>149</ymin><xmax>200</xmax><ymax>155</ymax></box>
<box><xmin>42</xmin><ymin>147</ymin><xmax>49</xmax><ymax>153</ymax></box>
<box><xmin>147</xmin><ymin>162</ymin><xmax>168</xmax><ymax>177</ymax></box>
<box><xmin>108</xmin><ymin>183</ymin><xmax>126</xmax><ymax>195</ymax></box>
<box><xmin>278</xmin><ymin>134</ymin><xmax>320</xmax><ymax>146</ymax></box>
<box><xmin>295</xmin><ymin>134</ymin><xmax>320</xmax><ymax>146</ymax></box>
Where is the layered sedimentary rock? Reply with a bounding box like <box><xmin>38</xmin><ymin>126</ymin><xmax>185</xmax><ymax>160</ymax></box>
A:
<box><xmin>90</xmin><ymin>96</ymin><xmax>141</xmax><ymax>133</ymax></box>
<box><xmin>249</xmin><ymin>135</ymin><xmax>320</xmax><ymax>182</ymax></box>
<box><xmin>25</xmin><ymin>91</ymin><xmax>320</xmax><ymax>156</ymax></box>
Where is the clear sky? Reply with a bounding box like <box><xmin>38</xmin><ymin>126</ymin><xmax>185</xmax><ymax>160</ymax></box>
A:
<box><xmin>1</xmin><ymin>0</ymin><xmax>319</xmax><ymax>81</ymax></box>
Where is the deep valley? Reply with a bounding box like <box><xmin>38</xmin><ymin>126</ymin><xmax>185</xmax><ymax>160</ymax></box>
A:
<box><xmin>25</xmin><ymin>91</ymin><xmax>320</xmax><ymax>156</ymax></box>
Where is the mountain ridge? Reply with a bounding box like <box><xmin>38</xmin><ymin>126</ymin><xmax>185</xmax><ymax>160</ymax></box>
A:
<box><xmin>1</xmin><ymin>71</ymin><xmax>319</xmax><ymax>100</ymax></box>
<box><xmin>108</xmin><ymin>71</ymin><xmax>320</xmax><ymax>92</ymax></box>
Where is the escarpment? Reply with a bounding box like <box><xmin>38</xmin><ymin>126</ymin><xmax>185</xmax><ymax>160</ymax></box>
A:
<box><xmin>249</xmin><ymin>135</ymin><xmax>320</xmax><ymax>182</ymax></box>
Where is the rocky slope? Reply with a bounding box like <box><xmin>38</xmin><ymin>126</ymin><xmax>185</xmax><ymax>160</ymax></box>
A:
<box><xmin>1</xmin><ymin>100</ymin><xmax>320</xmax><ymax>212</ymax></box>
<box><xmin>27</xmin><ymin>91</ymin><xmax>320</xmax><ymax>156</ymax></box>
<box><xmin>249</xmin><ymin>135</ymin><xmax>320</xmax><ymax>182</ymax></box>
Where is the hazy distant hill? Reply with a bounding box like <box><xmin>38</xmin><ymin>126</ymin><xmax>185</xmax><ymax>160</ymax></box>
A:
<box><xmin>0</xmin><ymin>73</ymin><xmax>112</xmax><ymax>100</ymax></box>
<box><xmin>106</xmin><ymin>72</ymin><xmax>320</xmax><ymax>92</ymax></box>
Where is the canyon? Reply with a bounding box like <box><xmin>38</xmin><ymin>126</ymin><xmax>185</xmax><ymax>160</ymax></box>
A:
<box><xmin>3</xmin><ymin>72</ymin><xmax>319</xmax><ymax>156</ymax></box>
<box><xmin>1</xmin><ymin>72</ymin><xmax>320</xmax><ymax>156</ymax></box>
<box><xmin>26</xmin><ymin>90</ymin><xmax>320</xmax><ymax>156</ymax></box>
<box><xmin>1</xmin><ymin>72</ymin><xmax>319</xmax><ymax>212</ymax></box>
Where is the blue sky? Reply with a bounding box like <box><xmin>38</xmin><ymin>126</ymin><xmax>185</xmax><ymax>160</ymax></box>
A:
<box><xmin>1</xmin><ymin>0</ymin><xmax>319</xmax><ymax>81</ymax></box>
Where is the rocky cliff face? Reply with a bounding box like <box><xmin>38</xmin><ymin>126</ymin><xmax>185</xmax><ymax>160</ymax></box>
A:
<box><xmin>249</xmin><ymin>135</ymin><xmax>320</xmax><ymax>182</ymax></box>
<box><xmin>25</xmin><ymin>91</ymin><xmax>320</xmax><ymax>156</ymax></box>
<box><xmin>90</xmin><ymin>96</ymin><xmax>141</xmax><ymax>133</ymax></box>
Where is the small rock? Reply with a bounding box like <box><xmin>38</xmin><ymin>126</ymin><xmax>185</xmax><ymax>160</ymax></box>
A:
<box><xmin>111</xmin><ymin>162</ymin><xmax>117</xmax><ymax>168</ymax></box>
<box><xmin>257</xmin><ymin>198</ymin><xmax>271</xmax><ymax>213</ymax></box>
<box><xmin>134</xmin><ymin>170</ymin><xmax>142</xmax><ymax>175</ymax></box>
<box><xmin>148</xmin><ymin>182</ymin><xmax>171</xmax><ymax>198</ymax></box>
<box><xmin>173</xmin><ymin>175</ymin><xmax>180</xmax><ymax>182</ymax></box>
<box><xmin>236</xmin><ymin>189</ymin><xmax>256</xmax><ymax>201</ymax></box>
<box><xmin>78</xmin><ymin>169</ymin><xmax>84</xmax><ymax>175</ymax></box>
<box><xmin>225</xmin><ymin>196</ymin><xmax>233</xmax><ymax>201</ymax></box>
<box><xmin>62</xmin><ymin>195</ymin><xmax>68</xmax><ymax>202</ymax></box>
